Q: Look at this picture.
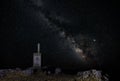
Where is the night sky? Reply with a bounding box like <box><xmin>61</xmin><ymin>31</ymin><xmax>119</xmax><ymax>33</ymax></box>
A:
<box><xmin>0</xmin><ymin>0</ymin><xmax>119</xmax><ymax>79</ymax></box>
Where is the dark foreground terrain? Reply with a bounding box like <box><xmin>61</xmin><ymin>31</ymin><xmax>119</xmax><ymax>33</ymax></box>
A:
<box><xmin>0</xmin><ymin>68</ymin><xmax>108</xmax><ymax>81</ymax></box>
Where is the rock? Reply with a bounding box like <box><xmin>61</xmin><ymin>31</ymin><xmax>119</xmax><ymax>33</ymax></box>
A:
<box><xmin>55</xmin><ymin>68</ymin><xmax>61</xmax><ymax>74</ymax></box>
<box><xmin>47</xmin><ymin>71</ymin><xmax>51</xmax><ymax>75</ymax></box>
<box><xmin>0</xmin><ymin>70</ymin><xmax>6</xmax><ymax>77</ymax></box>
<box><xmin>91</xmin><ymin>69</ymin><xmax>102</xmax><ymax>79</ymax></box>
<box><xmin>22</xmin><ymin>67</ymin><xmax>33</xmax><ymax>75</ymax></box>
<box><xmin>77</xmin><ymin>72</ymin><xmax>82</xmax><ymax>76</ymax></box>
<box><xmin>82</xmin><ymin>71</ymin><xmax>90</xmax><ymax>79</ymax></box>
<box><xmin>15</xmin><ymin>68</ymin><xmax>21</xmax><ymax>71</ymax></box>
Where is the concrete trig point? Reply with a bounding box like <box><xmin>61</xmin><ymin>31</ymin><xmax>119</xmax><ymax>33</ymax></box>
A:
<box><xmin>33</xmin><ymin>43</ymin><xmax>41</xmax><ymax>69</ymax></box>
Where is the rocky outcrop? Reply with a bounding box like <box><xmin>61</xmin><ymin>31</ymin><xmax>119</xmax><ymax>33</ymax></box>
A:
<box><xmin>77</xmin><ymin>69</ymin><xmax>109</xmax><ymax>81</ymax></box>
<box><xmin>0</xmin><ymin>68</ymin><xmax>109</xmax><ymax>81</ymax></box>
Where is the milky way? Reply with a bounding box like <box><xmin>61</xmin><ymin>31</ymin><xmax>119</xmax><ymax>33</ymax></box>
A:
<box><xmin>1</xmin><ymin>0</ymin><xmax>118</xmax><ymax>70</ymax></box>
<box><xmin>24</xmin><ymin>0</ymin><xmax>100</xmax><ymax>65</ymax></box>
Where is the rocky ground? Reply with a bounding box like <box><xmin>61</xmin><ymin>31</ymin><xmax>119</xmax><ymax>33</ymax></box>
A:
<box><xmin>0</xmin><ymin>68</ymin><xmax>109</xmax><ymax>81</ymax></box>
